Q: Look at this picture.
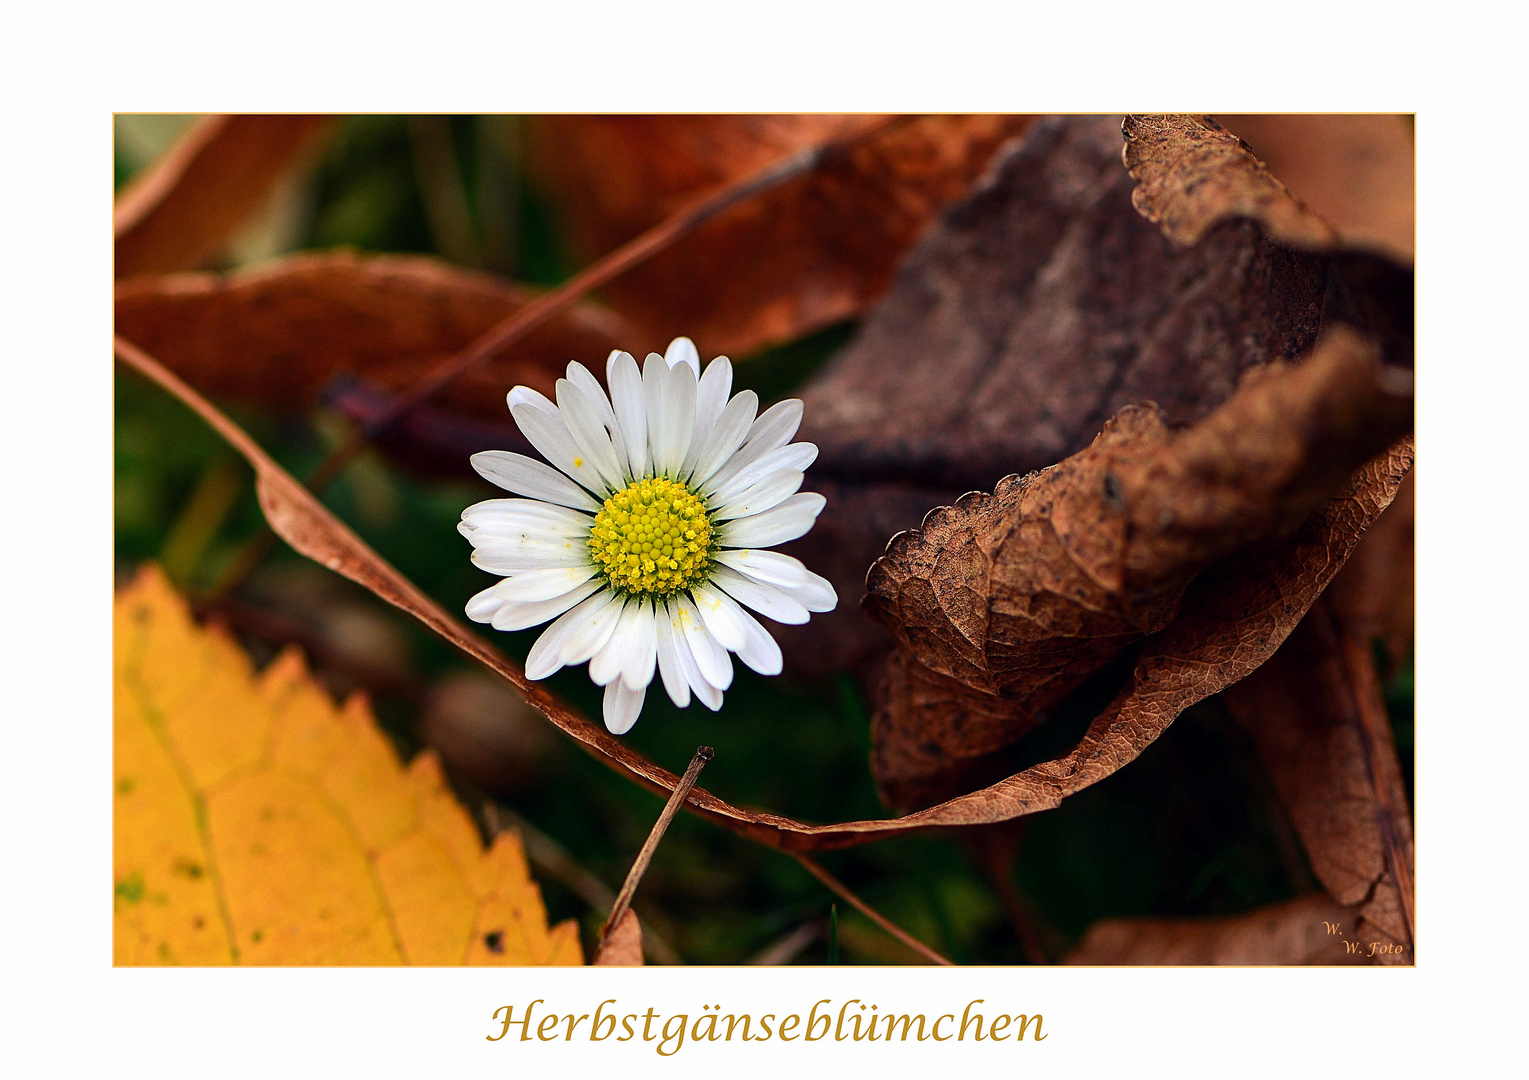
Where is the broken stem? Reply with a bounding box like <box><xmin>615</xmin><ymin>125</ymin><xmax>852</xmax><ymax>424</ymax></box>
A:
<box><xmin>790</xmin><ymin>853</ymin><xmax>955</xmax><ymax>966</ymax></box>
<box><xmin>601</xmin><ymin>746</ymin><xmax>714</xmax><ymax>945</ymax></box>
<box><xmin>485</xmin><ymin>802</ymin><xmax>682</xmax><ymax>966</ymax></box>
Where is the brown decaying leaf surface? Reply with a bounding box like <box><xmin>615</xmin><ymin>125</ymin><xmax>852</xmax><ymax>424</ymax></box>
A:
<box><xmin>1122</xmin><ymin>114</ymin><xmax>1342</xmax><ymax>253</ymax></box>
<box><xmin>864</xmin><ymin>325</ymin><xmax>1413</xmax><ymax>809</ymax></box>
<box><xmin>114</xmin><ymin>115</ymin><xmax>333</xmax><ymax>279</ymax></box>
<box><xmin>787</xmin><ymin>115</ymin><xmax>1332</xmax><ymax>675</ymax></box>
<box><xmin>592</xmin><ymin>910</ymin><xmax>644</xmax><ymax>966</ymax></box>
<box><xmin>1223</xmin><ymin>599</ymin><xmax>1414</xmax><ymax>964</ymax></box>
<box><xmin>114</xmin><ymin>565</ymin><xmax>581</xmax><ymax>965</ymax></box>
<box><xmin>1122</xmin><ymin>114</ymin><xmax>1415</xmax><ymax>267</ymax></box>
<box><xmin>1064</xmin><ymin>894</ymin><xmax>1363</xmax><ymax>966</ymax></box>
<box><xmin>1216</xmin><ymin>115</ymin><xmax>1415</xmax><ymax>264</ymax></box>
<box><xmin>114</xmin><ymin>252</ymin><xmax>649</xmax><ymax>422</ymax></box>
<box><xmin>1327</xmin><ymin>470</ymin><xmax>1415</xmax><ymax>671</ymax></box>
<box><xmin>531</xmin><ymin>114</ymin><xmax>1035</xmax><ymax>358</ymax></box>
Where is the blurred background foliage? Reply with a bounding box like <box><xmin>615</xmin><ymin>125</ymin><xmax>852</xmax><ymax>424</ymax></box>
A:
<box><xmin>114</xmin><ymin>115</ymin><xmax>1414</xmax><ymax>965</ymax></box>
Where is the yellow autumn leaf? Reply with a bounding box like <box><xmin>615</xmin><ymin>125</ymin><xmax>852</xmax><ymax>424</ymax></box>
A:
<box><xmin>113</xmin><ymin>563</ymin><xmax>582</xmax><ymax>966</ymax></box>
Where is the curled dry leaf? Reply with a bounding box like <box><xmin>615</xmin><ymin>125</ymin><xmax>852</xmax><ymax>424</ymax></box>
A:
<box><xmin>114</xmin><ymin>114</ymin><xmax>333</xmax><ymax>279</ymax></box>
<box><xmin>1122</xmin><ymin>114</ymin><xmax>1343</xmax><ymax>254</ymax></box>
<box><xmin>114</xmin><ymin>565</ymin><xmax>581</xmax><ymax>965</ymax></box>
<box><xmin>592</xmin><ymin>909</ymin><xmax>645</xmax><ymax>967</ymax></box>
<box><xmin>114</xmin><ymin>332</ymin><xmax>1410</xmax><ymax>852</ymax></box>
<box><xmin>1064</xmin><ymin>894</ymin><xmax>1362</xmax><ymax>965</ymax></box>
<box><xmin>864</xmin><ymin>328</ymin><xmax>1414</xmax><ymax>809</ymax></box>
<box><xmin>531</xmin><ymin>114</ymin><xmax>1035</xmax><ymax>357</ymax></box>
<box><xmin>1223</xmin><ymin>600</ymin><xmax>1414</xmax><ymax>964</ymax></box>
<box><xmin>1216</xmin><ymin>115</ymin><xmax>1415</xmax><ymax>265</ymax></box>
<box><xmin>1121</xmin><ymin>114</ymin><xmax>1413</xmax><ymax>368</ymax></box>
<box><xmin>788</xmin><ymin>115</ymin><xmax>1333</xmax><ymax>674</ymax></box>
<box><xmin>1327</xmin><ymin>470</ymin><xmax>1415</xmax><ymax>671</ymax></box>
<box><xmin>114</xmin><ymin>251</ymin><xmax>646</xmax><ymax>424</ymax></box>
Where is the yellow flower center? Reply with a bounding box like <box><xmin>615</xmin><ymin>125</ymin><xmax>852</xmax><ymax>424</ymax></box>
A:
<box><xmin>588</xmin><ymin>477</ymin><xmax>714</xmax><ymax>597</ymax></box>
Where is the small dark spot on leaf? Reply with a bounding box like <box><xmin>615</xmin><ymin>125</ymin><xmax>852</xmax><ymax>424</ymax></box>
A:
<box><xmin>115</xmin><ymin>872</ymin><xmax>145</xmax><ymax>906</ymax></box>
<box><xmin>484</xmin><ymin>930</ymin><xmax>505</xmax><ymax>954</ymax></box>
<box><xmin>251</xmin><ymin>929</ymin><xmax>264</xmax><ymax>943</ymax></box>
<box><xmin>1102</xmin><ymin>470</ymin><xmax>1124</xmax><ymax>511</ymax></box>
<box><xmin>116</xmin><ymin>777</ymin><xmax>136</xmax><ymax>796</ymax></box>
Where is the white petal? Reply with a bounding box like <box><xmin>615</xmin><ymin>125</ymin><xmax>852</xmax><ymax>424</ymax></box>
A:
<box><xmin>603</xmin><ymin>679</ymin><xmax>646</xmax><ymax>735</ymax></box>
<box><xmin>511</xmin><ymin>402</ymin><xmax>609</xmax><ymax>495</ymax></box>
<box><xmin>664</xmin><ymin>336</ymin><xmax>701</xmax><ymax>377</ymax></box>
<box><xmin>663</xmin><ymin>598</ymin><xmax>726</xmax><ymax>709</ymax></box>
<box><xmin>710</xmin><ymin>564</ymin><xmax>811</xmax><ymax>625</ymax></box>
<box><xmin>470</xmin><ymin>451</ymin><xmax>602</xmax><ymax>512</ymax></box>
<box><xmin>717</xmin><ymin>492</ymin><xmax>826</xmax><ymax>548</ymax></box>
<box><xmin>607</xmin><ymin>351</ymin><xmax>649</xmax><ymax>479</ymax></box>
<box><xmin>622</xmin><ymin>598</ymin><xmax>659</xmax><ymax>692</ymax></box>
<box><xmin>775</xmin><ymin>571</ymin><xmax>838</xmax><ymax>612</ymax></box>
<box><xmin>562</xmin><ymin>593</ymin><xmax>626</xmax><ymax>666</ymax></box>
<box><xmin>472</xmin><ymin>564</ymin><xmax>598</xmax><ymax>604</ymax></box>
<box><xmin>711</xmin><ymin>469</ymin><xmax>804</xmax><ymax>522</ymax></box>
<box><xmin>465</xmin><ymin>580</ymin><xmax>512</xmax><ymax>622</ymax></box>
<box><xmin>467</xmin><ymin>538</ymin><xmax>589</xmax><ymax>573</ymax></box>
<box><xmin>484</xmin><ymin>578</ymin><xmax>602</xmax><ymax>632</ymax></box>
<box><xmin>676</xmin><ymin>593</ymin><xmax>733</xmax><ymax>692</ymax></box>
<box><xmin>714</xmin><ymin>548</ymin><xmax>809</xmax><ymax>587</ymax></box>
<box><xmin>705</xmin><ymin>443</ymin><xmax>817</xmax><ymax>504</ymax></box>
<box><xmin>525</xmin><ymin>591</ymin><xmax>614</xmax><ymax>680</ymax></box>
<box><xmin>460</xmin><ymin>498</ymin><xmax>592</xmax><ymax>541</ymax></box>
<box><xmin>555</xmin><ymin>377</ymin><xmax>628</xmax><ymax>491</ymax></box>
<box><xmin>651</xmin><ymin>357</ymin><xmax>696</xmax><ymax>477</ymax></box>
<box><xmin>565</xmin><ymin>361</ymin><xmax>617</xmax><ymax>428</ymax></box>
<box><xmin>686</xmin><ymin>389</ymin><xmax>758</xmax><ymax>487</ymax></box>
<box><xmin>682</xmin><ymin>356</ymin><xmax>733</xmax><ymax>476</ymax></box>
<box><xmin>653</xmin><ymin>601</ymin><xmax>691</xmax><ymax>708</ymax></box>
<box><xmin>702</xmin><ymin>400</ymin><xmax>804</xmax><ymax>491</ymax></box>
<box><xmin>642</xmin><ymin>353</ymin><xmax>669</xmax><ymax>476</ymax></box>
<box><xmin>590</xmin><ymin>599</ymin><xmax>646</xmax><ymax>686</ymax></box>
<box><xmin>717</xmin><ymin>551</ymin><xmax>838</xmax><ymax>613</ymax></box>
<box><xmin>693</xmin><ymin>585</ymin><xmax>783</xmax><ymax>676</ymax></box>
<box><xmin>507</xmin><ymin>385</ymin><xmax>558</xmax><ymax>416</ymax></box>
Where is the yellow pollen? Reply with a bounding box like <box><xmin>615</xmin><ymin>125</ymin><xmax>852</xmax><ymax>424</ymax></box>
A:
<box><xmin>588</xmin><ymin>477</ymin><xmax>714</xmax><ymax>597</ymax></box>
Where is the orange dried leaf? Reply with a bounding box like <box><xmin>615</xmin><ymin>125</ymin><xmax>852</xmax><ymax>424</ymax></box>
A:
<box><xmin>531</xmin><ymin>114</ymin><xmax>1035</xmax><ymax>357</ymax></box>
<box><xmin>113</xmin><ymin>565</ymin><xmax>582</xmax><ymax>966</ymax></box>
<box><xmin>114</xmin><ymin>252</ymin><xmax>645</xmax><ymax>420</ymax></box>
<box><xmin>114</xmin><ymin>114</ymin><xmax>333</xmax><ymax>279</ymax></box>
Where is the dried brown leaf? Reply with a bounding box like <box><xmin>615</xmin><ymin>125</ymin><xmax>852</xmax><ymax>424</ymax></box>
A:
<box><xmin>1122</xmin><ymin>114</ymin><xmax>1342</xmax><ymax>253</ymax></box>
<box><xmin>1223</xmin><ymin>600</ymin><xmax>1414</xmax><ymax>964</ymax></box>
<box><xmin>1064</xmin><ymin>894</ymin><xmax>1362</xmax><ymax>965</ymax></box>
<box><xmin>1217</xmin><ymin>115</ymin><xmax>1415</xmax><ymax>264</ymax></box>
<box><xmin>865</xmin><ymin>328</ymin><xmax>1413</xmax><ymax>808</ymax></box>
<box><xmin>114</xmin><ymin>252</ymin><xmax>647</xmax><ymax>422</ymax></box>
<box><xmin>1327</xmin><ymin>470</ymin><xmax>1414</xmax><ymax>670</ymax></box>
<box><xmin>1123</xmin><ymin>113</ymin><xmax>1415</xmax><ymax>273</ymax></box>
<box><xmin>788</xmin><ymin>116</ymin><xmax>1337</xmax><ymax>673</ymax></box>
<box><xmin>592</xmin><ymin>909</ymin><xmax>644</xmax><ymax>966</ymax></box>
<box><xmin>114</xmin><ymin>114</ymin><xmax>332</xmax><ymax>278</ymax></box>
<box><xmin>531</xmin><ymin>114</ymin><xmax>1034</xmax><ymax>357</ymax></box>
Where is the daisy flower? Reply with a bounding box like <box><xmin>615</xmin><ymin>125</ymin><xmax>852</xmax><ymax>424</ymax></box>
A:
<box><xmin>460</xmin><ymin>337</ymin><xmax>837</xmax><ymax>734</ymax></box>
